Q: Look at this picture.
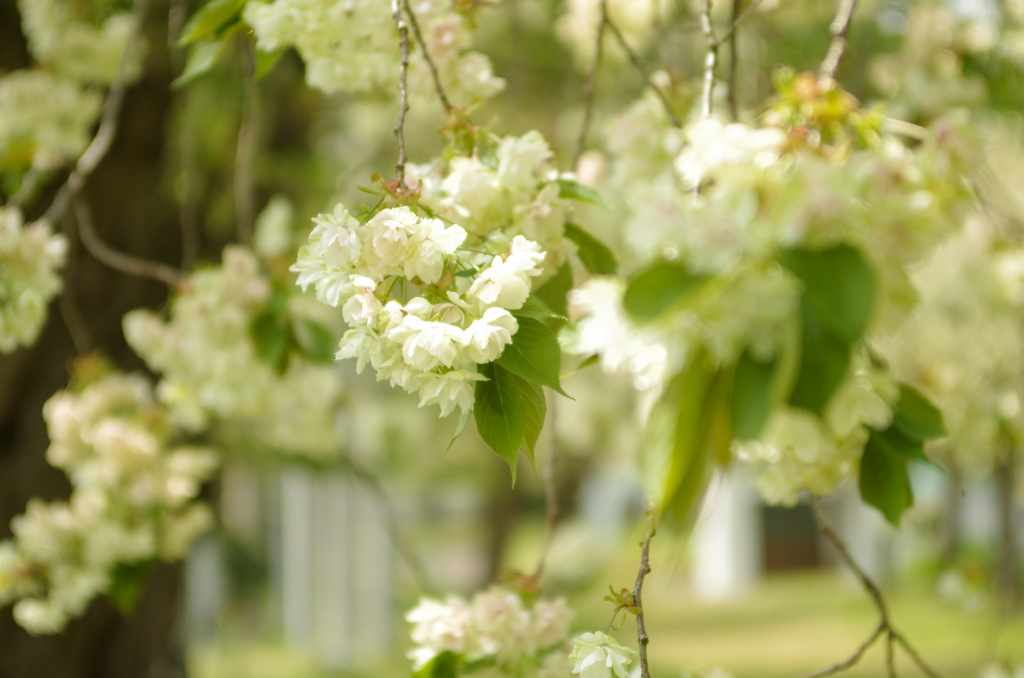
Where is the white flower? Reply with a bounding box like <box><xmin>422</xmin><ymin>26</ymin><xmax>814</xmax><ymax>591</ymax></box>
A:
<box><xmin>570</xmin><ymin>631</ymin><xmax>636</xmax><ymax>678</ymax></box>
<box><xmin>461</xmin><ymin>307</ymin><xmax>518</xmax><ymax>363</ymax></box>
<box><xmin>405</xmin><ymin>218</ymin><xmax>467</xmax><ymax>284</ymax></box>
<box><xmin>366</xmin><ymin>207</ymin><xmax>419</xmax><ymax>274</ymax></box>
<box><xmin>498</xmin><ymin>130</ymin><xmax>552</xmax><ymax>199</ymax></box>
<box><xmin>341</xmin><ymin>275</ymin><xmax>382</xmax><ymax>327</ymax></box>
<box><xmin>467</xmin><ymin>237</ymin><xmax>546</xmax><ymax>310</ymax></box>
<box><xmin>387</xmin><ymin>315</ymin><xmax>464</xmax><ymax>371</ymax></box>
<box><xmin>675</xmin><ymin>118</ymin><xmax>786</xmax><ymax>188</ymax></box>
<box><xmin>416</xmin><ymin>370</ymin><xmax>485</xmax><ymax>417</ymax></box>
<box><xmin>406</xmin><ymin>596</ymin><xmax>475</xmax><ymax>668</ymax></box>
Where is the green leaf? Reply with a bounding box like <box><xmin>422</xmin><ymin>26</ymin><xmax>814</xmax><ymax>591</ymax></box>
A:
<box><xmin>731</xmin><ymin>351</ymin><xmax>776</xmax><ymax>441</ymax></box>
<box><xmin>533</xmin><ymin>261</ymin><xmax>573</xmax><ymax>324</ymax></box>
<box><xmin>642</xmin><ymin>348</ymin><xmax>730</xmax><ymax>525</ymax></box>
<box><xmin>871</xmin><ymin>425</ymin><xmax>929</xmax><ymax>463</ymax></box>
<box><xmin>515</xmin><ymin>296</ymin><xmax>563</xmax><ymax>321</ymax></box>
<box><xmin>778</xmin><ymin>245</ymin><xmax>876</xmax><ymax>344</ymax></box>
<box><xmin>255</xmin><ymin>47</ymin><xmax>286</xmax><ymax>80</ymax></box>
<box><xmin>564</xmin><ymin>222</ymin><xmax>618</xmax><ymax>275</ymax></box>
<box><xmin>180</xmin><ymin>0</ymin><xmax>248</xmax><ymax>45</ymax></box>
<box><xmin>413</xmin><ymin>651</ymin><xmax>461</xmax><ymax>678</ymax></box>
<box><xmin>173</xmin><ymin>39</ymin><xmax>229</xmax><ymax>88</ymax></box>
<box><xmin>251</xmin><ymin>312</ymin><xmax>290</xmax><ymax>374</ymax></box>
<box><xmin>891</xmin><ymin>384</ymin><xmax>945</xmax><ymax>442</ymax></box>
<box><xmin>555</xmin><ymin>179</ymin><xmax>607</xmax><ymax>208</ymax></box>
<box><xmin>475</xmin><ymin>363</ymin><xmax>527</xmax><ymax>484</ymax></box>
<box><xmin>859</xmin><ymin>433</ymin><xmax>914</xmax><ymax>526</ymax></box>
<box><xmin>623</xmin><ymin>260</ymin><xmax>708</xmax><ymax>325</ymax></box>
<box><xmin>779</xmin><ymin>245</ymin><xmax>877</xmax><ymax>416</ymax></box>
<box><xmin>496</xmin><ymin>318</ymin><xmax>570</xmax><ymax>398</ymax></box>
<box><xmin>107</xmin><ymin>561</ymin><xmax>152</xmax><ymax>616</ymax></box>
<box><xmin>292</xmin><ymin>319</ymin><xmax>335</xmax><ymax>364</ymax></box>
<box><xmin>516</xmin><ymin>377</ymin><xmax>546</xmax><ymax>471</ymax></box>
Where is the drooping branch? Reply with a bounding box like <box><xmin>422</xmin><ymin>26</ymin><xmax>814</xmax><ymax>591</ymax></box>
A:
<box><xmin>699</xmin><ymin>0</ymin><xmax>718</xmax><ymax>118</ymax></box>
<box><xmin>574</xmin><ymin>0</ymin><xmax>608</xmax><ymax>165</ymax></box>
<box><xmin>726</xmin><ymin>0</ymin><xmax>742</xmax><ymax>119</ymax></box>
<box><xmin>633</xmin><ymin>513</ymin><xmax>656</xmax><ymax>678</ymax></box>
<box><xmin>235</xmin><ymin>38</ymin><xmax>261</xmax><ymax>246</ymax></box>
<box><xmin>805</xmin><ymin>498</ymin><xmax>945</xmax><ymax>678</ymax></box>
<box><xmin>392</xmin><ymin>0</ymin><xmax>412</xmax><ymax>190</ymax></box>
<box><xmin>43</xmin><ymin>0</ymin><xmax>152</xmax><ymax>226</ymax></box>
<box><xmin>604</xmin><ymin>14</ymin><xmax>681</xmax><ymax>127</ymax></box>
<box><xmin>402</xmin><ymin>0</ymin><xmax>453</xmax><ymax>113</ymax></box>
<box><xmin>73</xmin><ymin>199</ymin><xmax>186</xmax><ymax>288</ymax></box>
<box><xmin>818</xmin><ymin>0</ymin><xmax>858</xmax><ymax>85</ymax></box>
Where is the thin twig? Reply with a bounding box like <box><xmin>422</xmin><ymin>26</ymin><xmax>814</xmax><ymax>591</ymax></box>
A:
<box><xmin>393</xmin><ymin>0</ymin><xmax>411</xmax><ymax>190</ymax></box>
<box><xmin>726</xmin><ymin>0</ymin><xmax>742</xmax><ymax>120</ymax></box>
<box><xmin>402</xmin><ymin>0</ymin><xmax>453</xmax><ymax>112</ymax></box>
<box><xmin>73</xmin><ymin>199</ymin><xmax>186</xmax><ymax>287</ymax></box>
<box><xmin>235</xmin><ymin>37</ymin><xmax>260</xmax><ymax>246</ymax></box>
<box><xmin>604</xmin><ymin>15</ymin><xmax>681</xmax><ymax>127</ymax></box>
<box><xmin>574</xmin><ymin>1</ymin><xmax>608</xmax><ymax>166</ymax></box>
<box><xmin>799</xmin><ymin>622</ymin><xmax>885</xmax><ymax>678</ymax></box>
<box><xmin>699</xmin><ymin>0</ymin><xmax>718</xmax><ymax>118</ymax></box>
<box><xmin>532</xmin><ymin>399</ymin><xmax>560</xmax><ymax>581</ymax></box>
<box><xmin>818</xmin><ymin>0</ymin><xmax>858</xmax><ymax>85</ymax></box>
<box><xmin>43</xmin><ymin>0</ymin><xmax>152</xmax><ymax>226</ymax></box>
<box><xmin>808</xmin><ymin>498</ymin><xmax>946</xmax><ymax>678</ymax></box>
<box><xmin>337</xmin><ymin>450</ymin><xmax>434</xmax><ymax>594</ymax></box>
<box><xmin>885</xmin><ymin>628</ymin><xmax>896</xmax><ymax>677</ymax></box>
<box><xmin>713</xmin><ymin>0</ymin><xmax>767</xmax><ymax>47</ymax></box>
<box><xmin>8</xmin><ymin>167</ymin><xmax>48</xmax><ymax>208</ymax></box>
<box><xmin>633</xmin><ymin>513</ymin><xmax>656</xmax><ymax>678</ymax></box>
<box><xmin>168</xmin><ymin>0</ymin><xmax>200</xmax><ymax>269</ymax></box>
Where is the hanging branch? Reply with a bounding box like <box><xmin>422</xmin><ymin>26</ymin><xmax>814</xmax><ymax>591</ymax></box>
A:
<box><xmin>392</xmin><ymin>0</ymin><xmax>412</xmax><ymax>191</ymax></box>
<box><xmin>726</xmin><ymin>0</ymin><xmax>742</xmax><ymax>119</ymax></box>
<box><xmin>73</xmin><ymin>199</ymin><xmax>186</xmax><ymax>287</ymax></box>
<box><xmin>574</xmin><ymin>0</ymin><xmax>609</xmax><ymax>165</ymax></box>
<box><xmin>699</xmin><ymin>0</ymin><xmax>718</xmax><ymax>118</ymax></box>
<box><xmin>604</xmin><ymin>15</ymin><xmax>681</xmax><ymax>127</ymax></box>
<box><xmin>532</xmin><ymin>400</ymin><xmax>561</xmax><ymax>581</ymax></box>
<box><xmin>402</xmin><ymin>0</ymin><xmax>453</xmax><ymax>113</ymax></box>
<box><xmin>804</xmin><ymin>498</ymin><xmax>945</xmax><ymax>678</ymax></box>
<box><xmin>43</xmin><ymin>0</ymin><xmax>152</xmax><ymax>226</ymax></box>
<box><xmin>235</xmin><ymin>38</ymin><xmax>261</xmax><ymax>246</ymax></box>
<box><xmin>713</xmin><ymin>0</ymin><xmax>767</xmax><ymax>47</ymax></box>
<box><xmin>818</xmin><ymin>0</ymin><xmax>858</xmax><ymax>85</ymax></box>
<box><xmin>633</xmin><ymin>513</ymin><xmax>657</xmax><ymax>678</ymax></box>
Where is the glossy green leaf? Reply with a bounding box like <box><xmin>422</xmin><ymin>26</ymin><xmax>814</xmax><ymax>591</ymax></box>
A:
<box><xmin>731</xmin><ymin>351</ymin><xmax>776</xmax><ymax>441</ymax></box>
<box><xmin>555</xmin><ymin>179</ymin><xmax>607</xmax><ymax>208</ymax></box>
<box><xmin>533</xmin><ymin>261</ymin><xmax>573</xmax><ymax>323</ymax></box>
<box><xmin>891</xmin><ymin>384</ymin><xmax>945</xmax><ymax>442</ymax></box>
<box><xmin>173</xmin><ymin>39</ymin><xmax>229</xmax><ymax>88</ymax></box>
<box><xmin>497</xmin><ymin>318</ymin><xmax>570</xmax><ymax>398</ymax></box>
<box><xmin>778</xmin><ymin>245</ymin><xmax>876</xmax><ymax>344</ymax></box>
<box><xmin>180</xmin><ymin>0</ymin><xmax>248</xmax><ymax>45</ymax></box>
<box><xmin>623</xmin><ymin>260</ymin><xmax>707</xmax><ymax>325</ymax></box>
<box><xmin>871</xmin><ymin>425</ymin><xmax>929</xmax><ymax>463</ymax></box>
<box><xmin>859</xmin><ymin>433</ymin><xmax>914</xmax><ymax>526</ymax></box>
<box><xmin>413</xmin><ymin>651</ymin><xmax>460</xmax><ymax>678</ymax></box>
<box><xmin>516</xmin><ymin>377</ymin><xmax>546</xmax><ymax>471</ymax></box>
<box><xmin>475</xmin><ymin>363</ymin><xmax>527</xmax><ymax>484</ymax></box>
<box><xmin>564</xmin><ymin>222</ymin><xmax>618</xmax><ymax>275</ymax></box>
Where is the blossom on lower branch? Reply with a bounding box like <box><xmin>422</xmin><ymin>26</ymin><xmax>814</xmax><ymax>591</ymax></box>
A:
<box><xmin>569</xmin><ymin>631</ymin><xmax>636</xmax><ymax>678</ymax></box>
<box><xmin>293</xmin><ymin>204</ymin><xmax>546</xmax><ymax>418</ymax></box>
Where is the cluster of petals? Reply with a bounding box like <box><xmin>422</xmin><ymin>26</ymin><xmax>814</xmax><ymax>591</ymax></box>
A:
<box><xmin>406</xmin><ymin>586</ymin><xmax>573</xmax><ymax>671</ymax></box>
<box><xmin>0</xmin><ymin>373</ymin><xmax>218</xmax><ymax>635</ymax></box>
<box><xmin>293</xmin><ymin>204</ymin><xmax>546</xmax><ymax>417</ymax></box>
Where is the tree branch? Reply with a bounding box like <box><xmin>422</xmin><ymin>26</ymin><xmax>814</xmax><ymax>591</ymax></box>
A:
<box><xmin>402</xmin><ymin>0</ymin><xmax>453</xmax><ymax>113</ymax></box>
<box><xmin>726</xmin><ymin>0</ymin><xmax>742</xmax><ymax>120</ymax></box>
<box><xmin>604</xmin><ymin>14</ymin><xmax>681</xmax><ymax>127</ymax></box>
<box><xmin>574</xmin><ymin>0</ymin><xmax>608</xmax><ymax>165</ymax></box>
<box><xmin>818</xmin><ymin>0</ymin><xmax>858</xmax><ymax>85</ymax></box>
<box><xmin>807</xmin><ymin>497</ymin><xmax>946</xmax><ymax>678</ymax></box>
<box><xmin>73</xmin><ymin>199</ymin><xmax>186</xmax><ymax>288</ymax></box>
<box><xmin>43</xmin><ymin>0</ymin><xmax>152</xmax><ymax>226</ymax></box>
<box><xmin>633</xmin><ymin>513</ymin><xmax>656</xmax><ymax>678</ymax></box>
<box><xmin>393</xmin><ymin>0</ymin><xmax>411</xmax><ymax>191</ymax></box>
<box><xmin>700</xmin><ymin>0</ymin><xmax>718</xmax><ymax>118</ymax></box>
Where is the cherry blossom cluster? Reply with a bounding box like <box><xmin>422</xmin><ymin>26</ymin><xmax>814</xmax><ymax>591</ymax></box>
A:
<box><xmin>244</xmin><ymin>0</ymin><xmax>503</xmax><ymax>102</ymax></box>
<box><xmin>292</xmin><ymin>203</ymin><xmax>544</xmax><ymax>417</ymax></box>
<box><xmin>0</xmin><ymin>371</ymin><xmax>217</xmax><ymax>635</ymax></box>
<box><xmin>406</xmin><ymin>585</ymin><xmax>573</xmax><ymax>676</ymax></box>
<box><xmin>0</xmin><ymin>206</ymin><xmax>67</xmax><ymax>353</ymax></box>
<box><xmin>124</xmin><ymin>245</ymin><xmax>345</xmax><ymax>458</ymax></box>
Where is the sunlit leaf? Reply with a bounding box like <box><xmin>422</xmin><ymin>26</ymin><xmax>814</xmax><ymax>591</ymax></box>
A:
<box><xmin>731</xmin><ymin>351</ymin><xmax>776</xmax><ymax>441</ymax></box>
<box><xmin>517</xmin><ymin>377</ymin><xmax>546</xmax><ymax>471</ymax></box>
<box><xmin>555</xmin><ymin>179</ymin><xmax>607</xmax><ymax>208</ymax></box>
<box><xmin>180</xmin><ymin>0</ymin><xmax>248</xmax><ymax>45</ymax></box>
<box><xmin>173</xmin><ymin>39</ymin><xmax>230</xmax><ymax>88</ymax></box>
<box><xmin>624</xmin><ymin>260</ymin><xmax>708</xmax><ymax>325</ymax></box>
<box><xmin>533</xmin><ymin>261</ymin><xmax>573</xmax><ymax>324</ymax></box>
<box><xmin>564</xmin><ymin>222</ymin><xmax>617</xmax><ymax>275</ymax></box>
<box><xmin>497</xmin><ymin>318</ymin><xmax>570</xmax><ymax>398</ymax></box>
<box><xmin>475</xmin><ymin>363</ymin><xmax>527</xmax><ymax>484</ymax></box>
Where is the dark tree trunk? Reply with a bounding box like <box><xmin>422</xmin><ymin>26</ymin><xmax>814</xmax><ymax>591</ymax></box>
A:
<box><xmin>0</xmin><ymin>1</ymin><xmax>190</xmax><ymax>675</ymax></box>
